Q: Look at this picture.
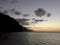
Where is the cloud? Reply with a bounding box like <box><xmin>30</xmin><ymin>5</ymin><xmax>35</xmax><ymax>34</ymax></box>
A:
<box><xmin>16</xmin><ymin>18</ymin><xmax>30</xmax><ymax>25</ymax></box>
<box><xmin>8</xmin><ymin>9</ymin><xmax>16</xmax><ymax>14</ymax></box>
<box><xmin>16</xmin><ymin>18</ymin><xmax>29</xmax><ymax>22</ymax></box>
<box><xmin>1</xmin><ymin>9</ymin><xmax>15</xmax><ymax>15</ymax></box>
<box><xmin>15</xmin><ymin>11</ymin><xmax>21</xmax><ymax>15</ymax></box>
<box><xmin>3</xmin><ymin>10</ymin><xmax>8</xmax><ymax>14</ymax></box>
<box><xmin>20</xmin><ymin>22</ymin><xmax>29</xmax><ymax>25</ymax></box>
<box><xmin>34</xmin><ymin>8</ymin><xmax>46</xmax><ymax>17</ymax></box>
<box><xmin>30</xmin><ymin>19</ymin><xmax>44</xmax><ymax>24</ymax></box>
<box><xmin>23</xmin><ymin>14</ymin><xmax>30</xmax><ymax>17</ymax></box>
<box><xmin>32</xmin><ymin>18</ymin><xmax>35</xmax><ymax>20</ymax></box>
<box><xmin>2</xmin><ymin>9</ymin><xmax>21</xmax><ymax>15</ymax></box>
<box><xmin>35</xmin><ymin>19</ymin><xmax>44</xmax><ymax>23</ymax></box>
<box><xmin>47</xmin><ymin>13</ymin><xmax>51</xmax><ymax>17</ymax></box>
<box><xmin>10</xmin><ymin>9</ymin><xmax>21</xmax><ymax>15</ymax></box>
<box><xmin>32</xmin><ymin>18</ymin><xmax>44</xmax><ymax>23</ymax></box>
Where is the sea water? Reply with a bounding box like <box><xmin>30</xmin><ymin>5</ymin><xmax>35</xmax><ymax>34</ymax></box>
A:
<box><xmin>0</xmin><ymin>32</ymin><xmax>60</xmax><ymax>45</ymax></box>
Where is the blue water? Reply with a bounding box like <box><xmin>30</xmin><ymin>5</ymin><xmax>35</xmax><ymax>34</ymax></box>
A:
<box><xmin>0</xmin><ymin>32</ymin><xmax>60</xmax><ymax>45</ymax></box>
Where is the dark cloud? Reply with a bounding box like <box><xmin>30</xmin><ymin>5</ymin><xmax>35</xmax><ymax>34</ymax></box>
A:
<box><xmin>23</xmin><ymin>14</ymin><xmax>29</xmax><ymax>17</ymax></box>
<box><xmin>32</xmin><ymin>18</ymin><xmax>35</xmax><ymax>20</ymax></box>
<box><xmin>1</xmin><ymin>9</ymin><xmax>14</xmax><ymax>15</ymax></box>
<box><xmin>1</xmin><ymin>9</ymin><xmax>15</xmax><ymax>15</ymax></box>
<box><xmin>35</xmin><ymin>19</ymin><xmax>44</xmax><ymax>22</ymax></box>
<box><xmin>3</xmin><ymin>10</ymin><xmax>8</xmax><ymax>14</ymax></box>
<box><xmin>30</xmin><ymin>19</ymin><xmax>44</xmax><ymax>24</ymax></box>
<box><xmin>3</xmin><ymin>9</ymin><xmax>21</xmax><ymax>15</ymax></box>
<box><xmin>20</xmin><ymin>22</ymin><xmax>29</xmax><ymax>25</ymax></box>
<box><xmin>10</xmin><ymin>9</ymin><xmax>21</xmax><ymax>15</ymax></box>
<box><xmin>47</xmin><ymin>13</ymin><xmax>51</xmax><ymax>17</ymax></box>
<box><xmin>34</xmin><ymin>8</ymin><xmax>46</xmax><ymax>17</ymax></box>
<box><xmin>34</xmin><ymin>8</ymin><xmax>51</xmax><ymax>23</ymax></box>
<box><xmin>8</xmin><ymin>9</ymin><xmax>16</xmax><ymax>13</ymax></box>
<box><xmin>16</xmin><ymin>18</ymin><xmax>30</xmax><ymax>25</ymax></box>
<box><xmin>16</xmin><ymin>18</ymin><xmax>29</xmax><ymax>22</ymax></box>
<box><xmin>15</xmin><ymin>11</ymin><xmax>21</xmax><ymax>15</ymax></box>
<box><xmin>32</xmin><ymin>18</ymin><xmax>48</xmax><ymax>23</ymax></box>
<box><xmin>32</xmin><ymin>18</ymin><xmax>44</xmax><ymax>23</ymax></box>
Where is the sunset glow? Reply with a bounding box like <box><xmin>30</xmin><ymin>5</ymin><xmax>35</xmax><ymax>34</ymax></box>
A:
<box><xmin>0</xmin><ymin>0</ymin><xmax>60</xmax><ymax>32</ymax></box>
<box><xmin>27</xmin><ymin>27</ymin><xmax>60</xmax><ymax>31</ymax></box>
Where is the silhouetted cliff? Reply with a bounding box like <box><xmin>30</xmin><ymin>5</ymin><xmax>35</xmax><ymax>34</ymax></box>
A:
<box><xmin>0</xmin><ymin>13</ymin><xmax>33</xmax><ymax>32</ymax></box>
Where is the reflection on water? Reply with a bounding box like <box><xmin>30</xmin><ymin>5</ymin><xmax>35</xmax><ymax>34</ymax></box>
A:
<box><xmin>0</xmin><ymin>32</ymin><xmax>60</xmax><ymax>45</ymax></box>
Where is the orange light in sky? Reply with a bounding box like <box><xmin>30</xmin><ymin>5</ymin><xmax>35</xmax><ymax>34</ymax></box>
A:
<box><xmin>27</xmin><ymin>27</ymin><xmax>60</xmax><ymax>31</ymax></box>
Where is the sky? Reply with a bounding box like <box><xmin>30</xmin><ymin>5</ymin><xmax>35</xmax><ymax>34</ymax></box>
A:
<box><xmin>0</xmin><ymin>0</ymin><xmax>60</xmax><ymax>31</ymax></box>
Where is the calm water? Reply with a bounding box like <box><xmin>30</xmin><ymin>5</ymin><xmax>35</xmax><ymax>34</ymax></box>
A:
<box><xmin>0</xmin><ymin>32</ymin><xmax>60</xmax><ymax>45</ymax></box>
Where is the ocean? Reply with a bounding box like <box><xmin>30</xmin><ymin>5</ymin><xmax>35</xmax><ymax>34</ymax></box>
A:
<box><xmin>0</xmin><ymin>32</ymin><xmax>60</xmax><ymax>45</ymax></box>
